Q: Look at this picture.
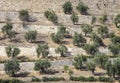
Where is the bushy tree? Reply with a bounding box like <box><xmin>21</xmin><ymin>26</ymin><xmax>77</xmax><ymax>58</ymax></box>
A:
<box><xmin>105</xmin><ymin>61</ymin><xmax>116</xmax><ymax>77</ymax></box>
<box><xmin>44</xmin><ymin>10</ymin><xmax>58</xmax><ymax>23</ymax></box>
<box><xmin>1</xmin><ymin>23</ymin><xmax>16</xmax><ymax>40</ymax></box>
<box><xmin>24</xmin><ymin>30</ymin><xmax>37</xmax><ymax>42</ymax></box>
<box><xmin>84</xmin><ymin>43</ymin><xmax>98</xmax><ymax>55</ymax></box>
<box><xmin>91</xmin><ymin>33</ymin><xmax>103</xmax><ymax>46</ymax></box>
<box><xmin>5</xmin><ymin>46</ymin><xmax>20</xmax><ymax>58</ymax></box>
<box><xmin>73</xmin><ymin>32</ymin><xmax>86</xmax><ymax>47</ymax></box>
<box><xmin>36</xmin><ymin>44</ymin><xmax>49</xmax><ymax>58</ymax></box>
<box><xmin>94</xmin><ymin>53</ymin><xmax>109</xmax><ymax>69</ymax></box>
<box><xmin>76</xmin><ymin>2</ymin><xmax>89</xmax><ymax>15</ymax></box>
<box><xmin>34</xmin><ymin>59</ymin><xmax>51</xmax><ymax>73</ymax></box>
<box><xmin>51</xmin><ymin>32</ymin><xmax>64</xmax><ymax>44</ymax></box>
<box><xmin>114</xmin><ymin>14</ymin><xmax>120</xmax><ymax>28</ymax></box>
<box><xmin>86</xmin><ymin>61</ymin><xmax>96</xmax><ymax>74</ymax></box>
<box><xmin>98</xmin><ymin>26</ymin><xmax>109</xmax><ymax>38</ymax></box>
<box><xmin>62</xmin><ymin>1</ymin><xmax>73</xmax><ymax>14</ymax></box>
<box><xmin>55</xmin><ymin>45</ymin><xmax>68</xmax><ymax>57</ymax></box>
<box><xmin>70</xmin><ymin>13</ymin><xmax>79</xmax><ymax>24</ymax></box>
<box><xmin>73</xmin><ymin>55</ymin><xmax>87</xmax><ymax>70</ymax></box>
<box><xmin>19</xmin><ymin>10</ymin><xmax>29</xmax><ymax>21</ymax></box>
<box><xmin>111</xmin><ymin>36</ymin><xmax>120</xmax><ymax>44</ymax></box>
<box><xmin>108</xmin><ymin>43</ymin><xmax>120</xmax><ymax>55</ymax></box>
<box><xmin>99</xmin><ymin>15</ymin><xmax>107</xmax><ymax>24</ymax></box>
<box><xmin>4</xmin><ymin>59</ymin><xmax>20</xmax><ymax>77</ymax></box>
<box><xmin>81</xmin><ymin>24</ymin><xmax>93</xmax><ymax>36</ymax></box>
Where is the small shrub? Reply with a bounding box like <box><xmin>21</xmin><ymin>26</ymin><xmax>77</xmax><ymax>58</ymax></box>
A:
<box><xmin>76</xmin><ymin>2</ymin><xmax>89</xmax><ymax>15</ymax></box>
<box><xmin>42</xmin><ymin>77</ymin><xmax>65</xmax><ymax>82</ymax></box>
<box><xmin>19</xmin><ymin>10</ymin><xmax>29</xmax><ymax>21</ymax></box>
<box><xmin>86</xmin><ymin>76</ymin><xmax>97</xmax><ymax>82</ymax></box>
<box><xmin>62</xmin><ymin>1</ymin><xmax>73</xmax><ymax>14</ymax></box>
<box><xmin>31</xmin><ymin>76</ymin><xmax>41</xmax><ymax>82</ymax></box>
<box><xmin>44</xmin><ymin>10</ymin><xmax>58</xmax><ymax>23</ymax></box>
<box><xmin>70</xmin><ymin>13</ymin><xmax>79</xmax><ymax>24</ymax></box>
<box><xmin>98</xmin><ymin>77</ymin><xmax>114</xmax><ymax>82</ymax></box>
<box><xmin>99</xmin><ymin>15</ymin><xmax>107</xmax><ymax>24</ymax></box>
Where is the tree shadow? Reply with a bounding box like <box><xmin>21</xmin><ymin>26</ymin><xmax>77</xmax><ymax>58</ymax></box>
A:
<box><xmin>15</xmin><ymin>72</ymin><xmax>29</xmax><ymax>77</ymax></box>
<box><xmin>40</xmin><ymin>69</ymin><xmax>59</xmax><ymax>75</ymax></box>
<box><xmin>17</xmin><ymin>56</ymin><xmax>29</xmax><ymax>62</ymax></box>
<box><xmin>33</xmin><ymin>40</ymin><xmax>45</xmax><ymax>44</ymax></box>
<box><xmin>94</xmin><ymin>72</ymin><xmax>106</xmax><ymax>76</ymax></box>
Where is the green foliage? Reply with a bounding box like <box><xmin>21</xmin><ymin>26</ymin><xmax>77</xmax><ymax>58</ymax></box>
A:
<box><xmin>4</xmin><ymin>59</ymin><xmax>20</xmax><ymax>77</ymax></box>
<box><xmin>1</xmin><ymin>23</ymin><xmax>16</xmax><ymax>40</ymax></box>
<box><xmin>84</xmin><ymin>43</ymin><xmax>98</xmax><ymax>55</ymax></box>
<box><xmin>86</xmin><ymin>61</ymin><xmax>96</xmax><ymax>74</ymax></box>
<box><xmin>73</xmin><ymin>55</ymin><xmax>87</xmax><ymax>70</ymax></box>
<box><xmin>76</xmin><ymin>2</ymin><xmax>89</xmax><ymax>15</ymax></box>
<box><xmin>105</xmin><ymin>61</ymin><xmax>115</xmax><ymax>77</ymax></box>
<box><xmin>70</xmin><ymin>76</ymin><xmax>97</xmax><ymax>82</ymax></box>
<box><xmin>73</xmin><ymin>32</ymin><xmax>86</xmax><ymax>47</ymax></box>
<box><xmin>111</xmin><ymin>36</ymin><xmax>120</xmax><ymax>44</ymax></box>
<box><xmin>31</xmin><ymin>76</ymin><xmax>41</xmax><ymax>82</ymax></box>
<box><xmin>19</xmin><ymin>10</ymin><xmax>29</xmax><ymax>21</ymax></box>
<box><xmin>81</xmin><ymin>24</ymin><xmax>93</xmax><ymax>36</ymax></box>
<box><xmin>108</xmin><ymin>43</ymin><xmax>120</xmax><ymax>55</ymax></box>
<box><xmin>36</xmin><ymin>43</ymin><xmax>49</xmax><ymax>58</ymax></box>
<box><xmin>99</xmin><ymin>15</ymin><xmax>107</xmax><ymax>24</ymax></box>
<box><xmin>91</xmin><ymin>33</ymin><xmax>103</xmax><ymax>46</ymax></box>
<box><xmin>70</xmin><ymin>13</ymin><xmax>79</xmax><ymax>24</ymax></box>
<box><xmin>114</xmin><ymin>58</ymin><xmax>120</xmax><ymax>77</ymax></box>
<box><xmin>64</xmin><ymin>65</ymin><xmax>69</xmax><ymax>73</ymax></box>
<box><xmin>62</xmin><ymin>1</ymin><xmax>73</xmax><ymax>14</ymax></box>
<box><xmin>44</xmin><ymin>10</ymin><xmax>58</xmax><ymax>23</ymax></box>
<box><xmin>42</xmin><ymin>77</ymin><xmax>65</xmax><ymax>82</ymax></box>
<box><xmin>55</xmin><ymin>45</ymin><xmax>68</xmax><ymax>57</ymax></box>
<box><xmin>68</xmin><ymin>70</ymin><xmax>73</xmax><ymax>76</ymax></box>
<box><xmin>98</xmin><ymin>77</ymin><xmax>113</xmax><ymax>82</ymax></box>
<box><xmin>5</xmin><ymin>46</ymin><xmax>20</xmax><ymax>58</ymax></box>
<box><xmin>114</xmin><ymin>14</ymin><xmax>120</xmax><ymax>28</ymax></box>
<box><xmin>91</xmin><ymin>16</ymin><xmax>96</xmax><ymax>24</ymax></box>
<box><xmin>0</xmin><ymin>79</ymin><xmax>23</xmax><ymax>83</ymax></box>
<box><xmin>34</xmin><ymin>59</ymin><xmax>51</xmax><ymax>72</ymax></box>
<box><xmin>94</xmin><ymin>53</ymin><xmax>109</xmax><ymax>69</ymax></box>
<box><xmin>24</xmin><ymin>30</ymin><xmax>37</xmax><ymax>42</ymax></box>
<box><xmin>98</xmin><ymin>25</ymin><xmax>109</xmax><ymax>38</ymax></box>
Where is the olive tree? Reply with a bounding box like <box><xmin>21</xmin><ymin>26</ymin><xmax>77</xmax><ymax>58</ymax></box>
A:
<box><xmin>108</xmin><ymin>43</ymin><xmax>120</xmax><ymax>55</ymax></box>
<box><xmin>24</xmin><ymin>30</ymin><xmax>37</xmax><ymax>43</ymax></box>
<box><xmin>86</xmin><ymin>61</ymin><xmax>96</xmax><ymax>74</ymax></box>
<box><xmin>105</xmin><ymin>61</ymin><xmax>116</xmax><ymax>77</ymax></box>
<box><xmin>36</xmin><ymin>44</ymin><xmax>49</xmax><ymax>58</ymax></box>
<box><xmin>1</xmin><ymin>23</ymin><xmax>16</xmax><ymax>40</ymax></box>
<box><xmin>34</xmin><ymin>59</ymin><xmax>51</xmax><ymax>73</ymax></box>
<box><xmin>114</xmin><ymin>14</ymin><xmax>120</xmax><ymax>28</ymax></box>
<box><xmin>55</xmin><ymin>45</ymin><xmax>68</xmax><ymax>57</ymax></box>
<box><xmin>84</xmin><ymin>43</ymin><xmax>98</xmax><ymax>55</ymax></box>
<box><xmin>73</xmin><ymin>55</ymin><xmax>87</xmax><ymax>70</ymax></box>
<box><xmin>70</xmin><ymin>13</ymin><xmax>79</xmax><ymax>24</ymax></box>
<box><xmin>73</xmin><ymin>32</ymin><xmax>86</xmax><ymax>47</ymax></box>
<box><xmin>76</xmin><ymin>2</ymin><xmax>89</xmax><ymax>15</ymax></box>
<box><xmin>4</xmin><ymin>59</ymin><xmax>20</xmax><ymax>77</ymax></box>
<box><xmin>81</xmin><ymin>24</ymin><xmax>93</xmax><ymax>36</ymax></box>
<box><xmin>94</xmin><ymin>53</ymin><xmax>109</xmax><ymax>69</ymax></box>
<box><xmin>98</xmin><ymin>26</ymin><xmax>109</xmax><ymax>38</ymax></box>
<box><xmin>111</xmin><ymin>36</ymin><xmax>120</xmax><ymax>44</ymax></box>
<box><xmin>5</xmin><ymin>46</ymin><xmax>20</xmax><ymax>58</ymax></box>
<box><xmin>62</xmin><ymin>1</ymin><xmax>73</xmax><ymax>14</ymax></box>
<box><xmin>19</xmin><ymin>10</ymin><xmax>29</xmax><ymax>21</ymax></box>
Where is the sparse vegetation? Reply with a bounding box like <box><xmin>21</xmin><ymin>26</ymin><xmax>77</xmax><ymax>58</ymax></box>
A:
<box><xmin>70</xmin><ymin>13</ymin><xmax>79</xmax><ymax>24</ymax></box>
